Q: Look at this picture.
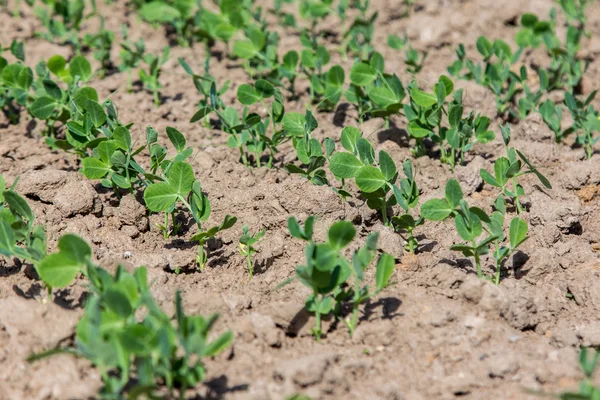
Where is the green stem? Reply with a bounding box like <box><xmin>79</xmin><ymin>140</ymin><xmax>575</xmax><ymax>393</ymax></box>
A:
<box><xmin>315</xmin><ymin>308</ymin><xmax>322</xmax><ymax>342</ymax></box>
<box><xmin>381</xmin><ymin>204</ymin><xmax>388</xmax><ymax>226</ymax></box>
<box><xmin>247</xmin><ymin>252</ymin><xmax>253</xmax><ymax>278</ymax></box>
<box><xmin>472</xmin><ymin>241</ymin><xmax>482</xmax><ymax>278</ymax></box>
<box><xmin>163</xmin><ymin>212</ymin><xmax>169</xmax><ymax>238</ymax></box>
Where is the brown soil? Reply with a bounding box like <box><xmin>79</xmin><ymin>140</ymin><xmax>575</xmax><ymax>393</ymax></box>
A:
<box><xmin>2</xmin><ymin>0</ymin><xmax>600</xmax><ymax>399</ymax></box>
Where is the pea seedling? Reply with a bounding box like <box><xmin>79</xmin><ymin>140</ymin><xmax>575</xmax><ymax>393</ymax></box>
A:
<box><xmin>239</xmin><ymin>224</ymin><xmax>265</xmax><ymax>278</ymax></box>
<box><xmin>82</xmin><ymin>17</ymin><xmax>114</xmax><ymax>79</ymax></box>
<box><xmin>559</xmin><ymin>347</ymin><xmax>600</xmax><ymax>399</ymax></box>
<box><xmin>283</xmin><ymin>109</ymin><xmax>334</xmax><ymax>186</ymax></box>
<box><xmin>30</xmin><ymin>261</ymin><xmax>233</xmax><ymax>398</ymax></box>
<box><xmin>286</xmin><ymin>216</ymin><xmax>394</xmax><ymax>339</ymax></box>
<box><xmin>139</xmin><ymin>46</ymin><xmax>169</xmax><ymax>106</ymax></box>
<box><xmin>387</xmin><ymin>34</ymin><xmax>428</xmax><ymax>74</ymax></box>
<box><xmin>329</xmin><ymin>127</ymin><xmax>424</xmax><ymax>237</ymax></box>
<box><xmin>233</xmin><ymin>79</ymin><xmax>286</xmax><ymax>168</ymax></box>
<box><xmin>447</xmin><ymin>37</ymin><xmax>524</xmax><ymax>117</ymax></box>
<box><xmin>340</xmin><ymin>0</ymin><xmax>377</xmax><ymax>60</ymax></box>
<box><xmin>179</xmin><ymin>57</ymin><xmax>231</xmax><ymax>128</ymax></box>
<box><xmin>563</xmin><ymin>91</ymin><xmax>600</xmax><ymax>159</ymax></box>
<box><xmin>346</xmin><ymin>52</ymin><xmax>406</xmax><ymax>124</ymax></box>
<box><xmin>421</xmin><ymin>179</ymin><xmax>529</xmax><ymax>284</ymax></box>
<box><xmin>119</xmin><ymin>25</ymin><xmax>146</xmax><ymax>92</ymax></box>
<box><xmin>479</xmin><ymin>124</ymin><xmax>552</xmax><ymax>214</ymax></box>
<box><xmin>389</xmin><ymin>160</ymin><xmax>423</xmax><ymax>254</ymax></box>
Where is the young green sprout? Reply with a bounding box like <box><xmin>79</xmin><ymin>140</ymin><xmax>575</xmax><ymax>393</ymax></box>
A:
<box><xmin>286</xmin><ymin>216</ymin><xmax>394</xmax><ymax>340</ymax></box>
<box><xmin>143</xmin><ymin>127</ymin><xmax>237</xmax><ymax>272</ymax></box>
<box><xmin>238</xmin><ymin>225</ymin><xmax>266</xmax><ymax>278</ymax></box>
<box><xmin>139</xmin><ymin>46</ymin><xmax>169</xmax><ymax>107</ymax></box>
<box><xmin>479</xmin><ymin>124</ymin><xmax>552</xmax><ymax>214</ymax></box>
<box><xmin>559</xmin><ymin>347</ymin><xmax>600</xmax><ymax>399</ymax></box>
<box><xmin>329</xmin><ymin>127</ymin><xmax>424</xmax><ymax>240</ymax></box>
<box><xmin>29</xmin><ymin>261</ymin><xmax>233</xmax><ymax>398</ymax></box>
<box><xmin>422</xmin><ymin>179</ymin><xmax>529</xmax><ymax>284</ymax></box>
<box><xmin>283</xmin><ymin>109</ymin><xmax>334</xmax><ymax>186</ymax></box>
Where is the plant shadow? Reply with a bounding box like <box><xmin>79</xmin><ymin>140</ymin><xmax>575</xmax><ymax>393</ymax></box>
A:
<box><xmin>198</xmin><ymin>375</ymin><xmax>249</xmax><ymax>400</ymax></box>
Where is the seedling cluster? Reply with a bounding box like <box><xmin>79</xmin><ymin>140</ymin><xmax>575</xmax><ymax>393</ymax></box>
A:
<box><xmin>0</xmin><ymin>0</ymin><xmax>597</xmax><ymax>396</ymax></box>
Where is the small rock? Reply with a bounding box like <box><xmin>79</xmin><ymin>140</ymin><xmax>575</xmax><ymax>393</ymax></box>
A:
<box><xmin>222</xmin><ymin>294</ymin><xmax>252</xmax><ymax>313</ymax></box>
<box><xmin>249</xmin><ymin>312</ymin><xmax>281</xmax><ymax>347</ymax></box>
<box><xmin>454</xmin><ymin>156</ymin><xmax>485</xmax><ymax>195</ymax></box>
<box><xmin>16</xmin><ymin>169</ymin><xmax>70</xmax><ymax>203</ymax></box>
<box><xmin>464</xmin><ymin>315</ymin><xmax>485</xmax><ymax>329</ymax></box>
<box><xmin>479</xmin><ymin>283</ymin><xmax>510</xmax><ymax>316</ymax></box>
<box><xmin>54</xmin><ymin>181</ymin><xmax>97</xmax><ymax>217</ymax></box>
<box><xmin>373</xmin><ymin>223</ymin><xmax>405</xmax><ymax>260</ymax></box>
<box><xmin>576</xmin><ymin>322</ymin><xmax>600</xmax><ymax>347</ymax></box>
<box><xmin>118</xmin><ymin>195</ymin><xmax>149</xmax><ymax>232</ymax></box>
<box><xmin>487</xmin><ymin>354</ymin><xmax>519</xmax><ymax>378</ymax></box>
<box><xmin>275</xmin><ymin>353</ymin><xmax>334</xmax><ymax>387</ymax></box>
<box><xmin>461</xmin><ymin>276</ymin><xmax>485</xmax><ymax>303</ymax></box>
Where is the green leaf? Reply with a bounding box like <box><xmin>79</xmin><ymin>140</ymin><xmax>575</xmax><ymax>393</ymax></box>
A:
<box><xmin>355</xmin><ymin>166</ymin><xmax>386</xmax><ymax>193</ymax></box>
<box><xmin>421</xmin><ymin>199</ymin><xmax>453</xmax><ymax>221</ymax></box>
<box><xmin>357</xmin><ymin>138</ymin><xmax>375</xmax><ymax>165</ymax></box>
<box><xmin>29</xmin><ymin>97</ymin><xmax>56</xmax><ymax>120</ymax></box>
<box><xmin>4</xmin><ymin>191</ymin><xmax>33</xmax><ymax>220</ymax></box>
<box><xmin>58</xmin><ymin>234</ymin><xmax>91</xmax><ymax>264</ymax></box>
<box><xmin>0</xmin><ymin>220</ymin><xmax>15</xmax><ymax>256</ymax></box>
<box><xmin>516</xmin><ymin>150</ymin><xmax>552</xmax><ymax>189</ymax></box>
<box><xmin>476</xmin><ymin>36</ymin><xmax>493</xmax><ymax>58</ymax></box>
<box><xmin>38</xmin><ymin>252</ymin><xmax>82</xmax><ymax>288</ymax></box>
<box><xmin>407</xmin><ymin>121</ymin><xmax>433</xmax><ymax>139</ymax></box>
<box><xmin>438</xmin><ymin>75</ymin><xmax>454</xmax><ymax>96</ymax></box>
<box><xmin>480</xmin><ymin>169</ymin><xmax>500</xmax><ymax>187</ymax></box>
<box><xmin>81</xmin><ymin>158</ymin><xmax>109</xmax><ymax>179</ymax></box>
<box><xmin>113</xmin><ymin>127</ymin><xmax>132</xmax><ymax>151</ymax></box>
<box><xmin>367</xmin><ymin>86</ymin><xmax>397</xmax><ymax>108</ymax></box>
<box><xmin>445</xmin><ymin>179</ymin><xmax>463</xmax><ymax>208</ymax></box>
<box><xmin>255</xmin><ymin>79</ymin><xmax>274</xmax><ymax>99</ymax></box>
<box><xmin>282</xmin><ymin>112</ymin><xmax>305</xmax><ymax>136</ymax></box>
<box><xmin>103</xmin><ymin>289</ymin><xmax>133</xmax><ymax>318</ymax></box>
<box><xmin>166</xmin><ymin>127</ymin><xmax>186</xmax><ymax>152</ymax></box>
<box><xmin>205</xmin><ymin>331</ymin><xmax>234</xmax><ymax>356</ymax></box>
<box><xmin>139</xmin><ymin>2</ymin><xmax>181</xmax><ymax>23</ymax></box>
<box><xmin>167</xmin><ymin>161</ymin><xmax>194</xmax><ymax>196</ymax></box>
<box><xmin>509</xmin><ymin>217</ymin><xmax>528</xmax><ymax>249</ymax></box>
<box><xmin>69</xmin><ymin>56</ymin><xmax>92</xmax><ymax>82</ymax></box>
<box><xmin>410</xmin><ymin>88</ymin><xmax>437</xmax><ymax>108</ymax></box>
<box><xmin>329</xmin><ymin>152</ymin><xmax>362</xmax><ymax>179</ymax></box>
<box><xmin>341</xmin><ymin>126</ymin><xmax>361</xmax><ymax>152</ymax></box>
<box><xmin>85</xmin><ymin>100</ymin><xmax>106</xmax><ymax>128</ymax></box>
<box><xmin>328</xmin><ymin>221</ymin><xmax>355</xmax><ymax>250</ymax></box>
<box><xmin>232</xmin><ymin>40</ymin><xmax>258</xmax><ymax>59</ymax></box>
<box><xmin>327</xmin><ymin>65</ymin><xmax>345</xmax><ymax>86</ymax></box>
<box><xmin>42</xmin><ymin>79</ymin><xmax>63</xmax><ymax>100</ymax></box>
<box><xmin>237</xmin><ymin>84</ymin><xmax>260</xmax><ymax>105</ymax></box>
<box><xmin>378</xmin><ymin>151</ymin><xmax>396</xmax><ymax>181</ymax></box>
<box><xmin>375</xmin><ymin>253</ymin><xmax>395</xmax><ymax>291</ymax></box>
<box><xmin>349</xmin><ymin>63</ymin><xmax>377</xmax><ymax>86</ymax></box>
<box><xmin>144</xmin><ymin>182</ymin><xmax>178</xmax><ymax>212</ymax></box>
<box><xmin>47</xmin><ymin>55</ymin><xmax>67</xmax><ymax>76</ymax></box>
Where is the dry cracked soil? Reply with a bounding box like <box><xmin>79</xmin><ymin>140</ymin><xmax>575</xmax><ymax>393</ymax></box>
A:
<box><xmin>2</xmin><ymin>0</ymin><xmax>600</xmax><ymax>399</ymax></box>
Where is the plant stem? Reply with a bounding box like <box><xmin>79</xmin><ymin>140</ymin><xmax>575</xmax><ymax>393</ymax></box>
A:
<box><xmin>472</xmin><ymin>241</ymin><xmax>482</xmax><ymax>278</ymax></box>
<box><xmin>247</xmin><ymin>253</ymin><xmax>253</xmax><ymax>278</ymax></box>
<box><xmin>314</xmin><ymin>308</ymin><xmax>322</xmax><ymax>342</ymax></box>
<box><xmin>381</xmin><ymin>204</ymin><xmax>388</xmax><ymax>226</ymax></box>
<box><xmin>163</xmin><ymin>212</ymin><xmax>169</xmax><ymax>238</ymax></box>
